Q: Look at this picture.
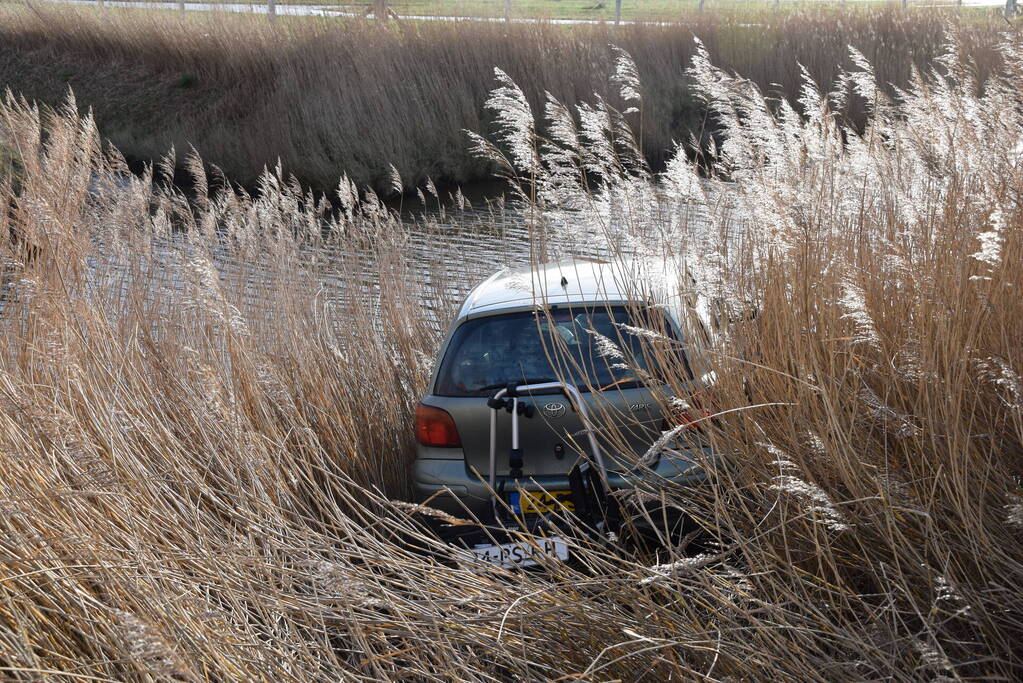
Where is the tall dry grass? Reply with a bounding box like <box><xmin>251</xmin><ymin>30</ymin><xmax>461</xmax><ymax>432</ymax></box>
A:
<box><xmin>0</xmin><ymin>4</ymin><xmax>1006</xmax><ymax>192</ymax></box>
<box><xmin>0</xmin><ymin>21</ymin><xmax>1021</xmax><ymax>683</ymax></box>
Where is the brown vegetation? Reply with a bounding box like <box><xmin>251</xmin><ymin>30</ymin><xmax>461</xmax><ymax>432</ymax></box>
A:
<box><xmin>0</xmin><ymin>4</ymin><xmax>1006</xmax><ymax>191</ymax></box>
<box><xmin>0</xmin><ymin>15</ymin><xmax>1019</xmax><ymax>683</ymax></box>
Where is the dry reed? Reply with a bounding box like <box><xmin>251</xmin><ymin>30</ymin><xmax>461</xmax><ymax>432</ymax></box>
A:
<box><xmin>0</xmin><ymin>4</ymin><xmax>1006</xmax><ymax>191</ymax></box>
<box><xmin>0</xmin><ymin>19</ymin><xmax>1020</xmax><ymax>683</ymax></box>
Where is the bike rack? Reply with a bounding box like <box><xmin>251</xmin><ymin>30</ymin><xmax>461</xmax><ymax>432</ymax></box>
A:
<box><xmin>486</xmin><ymin>381</ymin><xmax>611</xmax><ymax>522</ymax></box>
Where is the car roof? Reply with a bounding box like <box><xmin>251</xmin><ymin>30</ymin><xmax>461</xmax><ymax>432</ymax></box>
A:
<box><xmin>457</xmin><ymin>258</ymin><xmax>673</xmax><ymax>319</ymax></box>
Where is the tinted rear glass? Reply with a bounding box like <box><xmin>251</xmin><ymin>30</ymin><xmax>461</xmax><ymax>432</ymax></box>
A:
<box><xmin>434</xmin><ymin>306</ymin><xmax>680</xmax><ymax>397</ymax></box>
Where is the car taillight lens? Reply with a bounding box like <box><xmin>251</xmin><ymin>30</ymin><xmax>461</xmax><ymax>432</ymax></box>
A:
<box><xmin>662</xmin><ymin>398</ymin><xmax>716</xmax><ymax>432</ymax></box>
<box><xmin>415</xmin><ymin>403</ymin><xmax>462</xmax><ymax>448</ymax></box>
<box><xmin>678</xmin><ymin>409</ymin><xmax>714</xmax><ymax>429</ymax></box>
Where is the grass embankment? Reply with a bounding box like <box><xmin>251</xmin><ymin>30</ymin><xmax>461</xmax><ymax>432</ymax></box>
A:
<box><xmin>334</xmin><ymin>0</ymin><xmax>784</xmax><ymax>19</ymax></box>
<box><xmin>0</xmin><ymin>5</ymin><xmax>1005</xmax><ymax>192</ymax></box>
<box><xmin>0</xmin><ymin>22</ymin><xmax>1021</xmax><ymax>679</ymax></box>
<box><xmin>101</xmin><ymin>0</ymin><xmax>972</xmax><ymax>20</ymax></box>
<box><xmin>360</xmin><ymin>0</ymin><xmax>987</xmax><ymax>19</ymax></box>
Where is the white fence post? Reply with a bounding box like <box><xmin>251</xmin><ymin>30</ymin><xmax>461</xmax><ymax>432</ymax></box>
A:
<box><xmin>504</xmin><ymin>0</ymin><xmax>511</xmax><ymax>21</ymax></box>
<box><xmin>268</xmin><ymin>0</ymin><xmax>276</xmax><ymax>17</ymax></box>
<box><xmin>614</xmin><ymin>0</ymin><xmax>621</xmax><ymax>24</ymax></box>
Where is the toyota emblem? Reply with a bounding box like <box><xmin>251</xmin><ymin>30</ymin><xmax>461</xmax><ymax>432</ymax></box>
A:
<box><xmin>542</xmin><ymin>402</ymin><xmax>567</xmax><ymax>418</ymax></box>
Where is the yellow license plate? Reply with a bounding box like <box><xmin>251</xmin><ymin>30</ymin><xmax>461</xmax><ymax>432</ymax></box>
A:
<box><xmin>512</xmin><ymin>490</ymin><xmax>575</xmax><ymax>514</ymax></box>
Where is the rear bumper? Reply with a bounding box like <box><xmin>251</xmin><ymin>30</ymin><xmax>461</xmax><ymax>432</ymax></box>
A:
<box><xmin>413</xmin><ymin>450</ymin><xmax>711</xmax><ymax>518</ymax></box>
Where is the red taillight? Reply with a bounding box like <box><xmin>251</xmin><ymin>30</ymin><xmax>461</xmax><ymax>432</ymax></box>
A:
<box><xmin>415</xmin><ymin>403</ymin><xmax>462</xmax><ymax>448</ymax></box>
<box><xmin>662</xmin><ymin>399</ymin><xmax>716</xmax><ymax>432</ymax></box>
<box><xmin>676</xmin><ymin>409</ymin><xmax>714</xmax><ymax>430</ymax></box>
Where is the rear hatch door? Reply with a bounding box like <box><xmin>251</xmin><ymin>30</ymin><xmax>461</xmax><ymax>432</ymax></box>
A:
<box><xmin>430</xmin><ymin>304</ymin><xmax>681</xmax><ymax>477</ymax></box>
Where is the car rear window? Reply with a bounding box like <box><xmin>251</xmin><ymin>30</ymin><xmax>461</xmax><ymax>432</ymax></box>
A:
<box><xmin>434</xmin><ymin>305</ymin><xmax>681</xmax><ymax>397</ymax></box>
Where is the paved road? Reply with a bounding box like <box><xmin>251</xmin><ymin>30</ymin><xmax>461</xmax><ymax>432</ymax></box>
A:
<box><xmin>42</xmin><ymin>0</ymin><xmax>1009</xmax><ymax>21</ymax></box>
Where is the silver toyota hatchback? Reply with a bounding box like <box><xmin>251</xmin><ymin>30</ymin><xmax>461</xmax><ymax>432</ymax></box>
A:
<box><xmin>413</xmin><ymin>258</ymin><xmax>713</xmax><ymax>520</ymax></box>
